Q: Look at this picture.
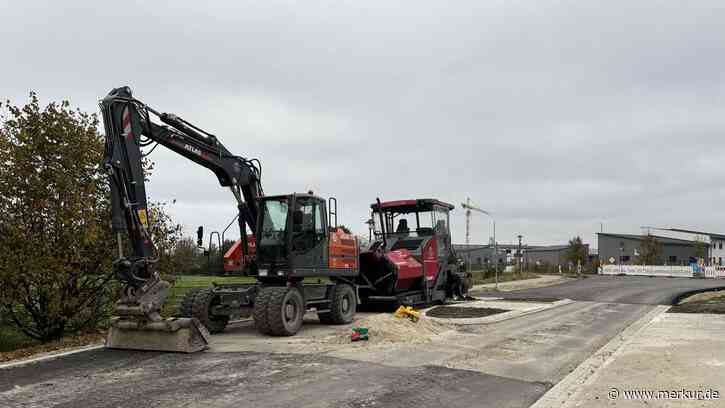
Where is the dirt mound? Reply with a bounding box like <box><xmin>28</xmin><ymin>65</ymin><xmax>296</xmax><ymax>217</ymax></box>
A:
<box><xmin>324</xmin><ymin>313</ymin><xmax>451</xmax><ymax>345</ymax></box>
<box><xmin>426</xmin><ymin>306</ymin><xmax>508</xmax><ymax>319</ymax></box>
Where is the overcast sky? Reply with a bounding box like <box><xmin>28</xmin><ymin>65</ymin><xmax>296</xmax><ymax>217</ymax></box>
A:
<box><xmin>3</xmin><ymin>1</ymin><xmax>725</xmax><ymax>247</ymax></box>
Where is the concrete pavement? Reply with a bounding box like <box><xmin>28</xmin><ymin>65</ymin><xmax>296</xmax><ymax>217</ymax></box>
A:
<box><xmin>2</xmin><ymin>276</ymin><xmax>723</xmax><ymax>407</ymax></box>
<box><xmin>540</xmin><ymin>311</ymin><xmax>725</xmax><ymax>408</ymax></box>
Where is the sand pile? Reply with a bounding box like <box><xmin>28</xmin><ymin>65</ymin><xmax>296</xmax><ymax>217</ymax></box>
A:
<box><xmin>324</xmin><ymin>313</ymin><xmax>451</xmax><ymax>345</ymax></box>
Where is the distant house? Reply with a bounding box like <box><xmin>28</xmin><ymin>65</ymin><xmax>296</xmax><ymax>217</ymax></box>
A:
<box><xmin>597</xmin><ymin>233</ymin><xmax>697</xmax><ymax>266</ymax></box>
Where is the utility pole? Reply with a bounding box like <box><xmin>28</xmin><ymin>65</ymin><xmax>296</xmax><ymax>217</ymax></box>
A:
<box><xmin>517</xmin><ymin>234</ymin><xmax>523</xmax><ymax>273</ymax></box>
<box><xmin>493</xmin><ymin>220</ymin><xmax>497</xmax><ymax>288</ymax></box>
<box><xmin>464</xmin><ymin>197</ymin><xmax>471</xmax><ymax>271</ymax></box>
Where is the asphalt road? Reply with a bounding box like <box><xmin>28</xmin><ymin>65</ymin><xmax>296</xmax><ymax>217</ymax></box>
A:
<box><xmin>1</xmin><ymin>349</ymin><xmax>546</xmax><ymax>408</ymax></box>
<box><xmin>2</xmin><ymin>275</ymin><xmax>721</xmax><ymax>408</ymax></box>
<box><xmin>476</xmin><ymin>275</ymin><xmax>725</xmax><ymax>305</ymax></box>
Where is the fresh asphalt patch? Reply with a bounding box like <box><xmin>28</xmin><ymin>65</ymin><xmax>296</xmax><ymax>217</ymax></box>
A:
<box><xmin>0</xmin><ymin>349</ymin><xmax>548</xmax><ymax>408</ymax></box>
<box><xmin>426</xmin><ymin>305</ymin><xmax>509</xmax><ymax>319</ymax></box>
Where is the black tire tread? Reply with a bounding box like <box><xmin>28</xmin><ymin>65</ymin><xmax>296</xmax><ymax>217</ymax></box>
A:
<box><xmin>318</xmin><ymin>284</ymin><xmax>355</xmax><ymax>325</ymax></box>
<box><xmin>266</xmin><ymin>286</ymin><xmax>303</xmax><ymax>336</ymax></box>
<box><xmin>253</xmin><ymin>287</ymin><xmax>273</xmax><ymax>335</ymax></box>
<box><xmin>179</xmin><ymin>287</ymin><xmax>203</xmax><ymax>317</ymax></box>
<box><xmin>191</xmin><ymin>288</ymin><xmax>229</xmax><ymax>334</ymax></box>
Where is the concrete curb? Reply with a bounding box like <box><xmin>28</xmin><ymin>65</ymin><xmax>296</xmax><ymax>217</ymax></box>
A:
<box><xmin>530</xmin><ymin>305</ymin><xmax>669</xmax><ymax>408</ymax></box>
<box><xmin>425</xmin><ymin>299</ymin><xmax>574</xmax><ymax>326</ymax></box>
<box><xmin>470</xmin><ymin>276</ymin><xmax>574</xmax><ymax>293</ymax></box>
<box><xmin>0</xmin><ymin>343</ymin><xmax>105</xmax><ymax>370</ymax></box>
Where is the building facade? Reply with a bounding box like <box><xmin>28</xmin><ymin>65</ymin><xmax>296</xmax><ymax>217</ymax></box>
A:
<box><xmin>453</xmin><ymin>244</ymin><xmax>527</xmax><ymax>267</ymax></box>
<box><xmin>523</xmin><ymin>244</ymin><xmax>589</xmax><ymax>267</ymax></box>
<box><xmin>597</xmin><ymin>233</ymin><xmax>697</xmax><ymax>266</ymax></box>
<box><xmin>668</xmin><ymin>229</ymin><xmax>725</xmax><ymax>266</ymax></box>
<box><xmin>711</xmin><ymin>237</ymin><xmax>725</xmax><ymax>265</ymax></box>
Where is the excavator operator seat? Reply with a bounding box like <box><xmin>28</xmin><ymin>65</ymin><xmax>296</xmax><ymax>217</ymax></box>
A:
<box><xmin>396</xmin><ymin>219</ymin><xmax>410</xmax><ymax>234</ymax></box>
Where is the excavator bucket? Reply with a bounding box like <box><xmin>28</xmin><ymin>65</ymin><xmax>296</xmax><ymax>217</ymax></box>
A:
<box><xmin>106</xmin><ymin>317</ymin><xmax>211</xmax><ymax>353</ymax></box>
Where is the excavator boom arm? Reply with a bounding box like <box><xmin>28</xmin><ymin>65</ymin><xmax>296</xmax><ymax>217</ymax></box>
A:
<box><xmin>100</xmin><ymin>86</ymin><xmax>262</xmax><ymax>317</ymax></box>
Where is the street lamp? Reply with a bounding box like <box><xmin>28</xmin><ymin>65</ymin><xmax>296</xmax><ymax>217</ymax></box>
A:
<box><xmin>619</xmin><ymin>241</ymin><xmax>624</xmax><ymax>275</ymax></box>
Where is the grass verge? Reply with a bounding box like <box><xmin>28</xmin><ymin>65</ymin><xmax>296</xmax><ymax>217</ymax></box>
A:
<box><xmin>668</xmin><ymin>289</ymin><xmax>725</xmax><ymax>314</ymax></box>
<box><xmin>164</xmin><ymin>275</ymin><xmax>329</xmax><ymax>316</ymax></box>
<box><xmin>0</xmin><ymin>324</ymin><xmax>38</xmax><ymax>353</ymax></box>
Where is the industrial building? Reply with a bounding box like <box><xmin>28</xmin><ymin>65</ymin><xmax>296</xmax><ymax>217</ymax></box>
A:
<box><xmin>666</xmin><ymin>229</ymin><xmax>725</xmax><ymax>265</ymax></box>
<box><xmin>523</xmin><ymin>244</ymin><xmax>589</xmax><ymax>268</ymax></box>
<box><xmin>453</xmin><ymin>244</ymin><xmax>510</xmax><ymax>267</ymax></box>
<box><xmin>597</xmin><ymin>233</ymin><xmax>698</xmax><ymax>266</ymax></box>
<box><xmin>454</xmin><ymin>242</ymin><xmax>589</xmax><ymax>269</ymax></box>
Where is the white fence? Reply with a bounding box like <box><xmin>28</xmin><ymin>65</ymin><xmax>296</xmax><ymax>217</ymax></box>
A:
<box><xmin>600</xmin><ymin>265</ymin><xmax>694</xmax><ymax>278</ymax></box>
<box><xmin>703</xmin><ymin>266</ymin><xmax>725</xmax><ymax>279</ymax></box>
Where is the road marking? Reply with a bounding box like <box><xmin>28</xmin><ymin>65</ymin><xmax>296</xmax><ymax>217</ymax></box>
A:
<box><xmin>0</xmin><ymin>343</ymin><xmax>105</xmax><ymax>370</ymax></box>
<box><xmin>530</xmin><ymin>305</ymin><xmax>669</xmax><ymax>408</ymax></box>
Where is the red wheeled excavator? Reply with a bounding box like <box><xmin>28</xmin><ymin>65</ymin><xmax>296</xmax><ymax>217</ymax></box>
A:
<box><xmin>100</xmin><ymin>86</ymin><xmax>359</xmax><ymax>352</ymax></box>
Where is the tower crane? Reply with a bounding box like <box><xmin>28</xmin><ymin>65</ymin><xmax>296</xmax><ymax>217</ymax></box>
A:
<box><xmin>461</xmin><ymin>197</ymin><xmax>498</xmax><ymax>288</ymax></box>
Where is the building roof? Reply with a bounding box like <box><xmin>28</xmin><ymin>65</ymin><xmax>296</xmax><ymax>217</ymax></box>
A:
<box><xmin>453</xmin><ymin>243</ymin><xmax>537</xmax><ymax>253</ymax></box>
<box><xmin>597</xmin><ymin>232</ymin><xmax>696</xmax><ymax>246</ymax></box>
<box><xmin>525</xmin><ymin>245</ymin><xmax>571</xmax><ymax>253</ymax></box>
<box><xmin>453</xmin><ymin>244</ymin><xmax>490</xmax><ymax>252</ymax></box>
<box><xmin>666</xmin><ymin>228</ymin><xmax>725</xmax><ymax>240</ymax></box>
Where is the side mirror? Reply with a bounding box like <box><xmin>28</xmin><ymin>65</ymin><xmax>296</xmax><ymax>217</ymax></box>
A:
<box><xmin>197</xmin><ymin>226</ymin><xmax>204</xmax><ymax>247</ymax></box>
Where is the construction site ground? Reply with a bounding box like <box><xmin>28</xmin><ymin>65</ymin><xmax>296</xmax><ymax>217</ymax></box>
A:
<box><xmin>2</xmin><ymin>276</ymin><xmax>724</xmax><ymax>408</ymax></box>
<box><xmin>472</xmin><ymin>273</ymin><xmax>573</xmax><ymax>292</ymax></box>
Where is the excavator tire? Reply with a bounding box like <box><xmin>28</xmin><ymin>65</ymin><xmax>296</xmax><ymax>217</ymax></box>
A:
<box><xmin>191</xmin><ymin>288</ymin><xmax>230</xmax><ymax>334</ymax></box>
<box><xmin>318</xmin><ymin>284</ymin><xmax>356</xmax><ymax>325</ymax></box>
<box><xmin>262</xmin><ymin>286</ymin><xmax>304</xmax><ymax>336</ymax></box>
<box><xmin>179</xmin><ymin>287</ymin><xmax>204</xmax><ymax>317</ymax></box>
<box><xmin>253</xmin><ymin>286</ymin><xmax>273</xmax><ymax>335</ymax></box>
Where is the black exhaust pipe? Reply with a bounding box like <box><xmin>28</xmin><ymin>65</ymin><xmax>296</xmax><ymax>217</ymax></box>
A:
<box><xmin>376</xmin><ymin>198</ymin><xmax>387</xmax><ymax>249</ymax></box>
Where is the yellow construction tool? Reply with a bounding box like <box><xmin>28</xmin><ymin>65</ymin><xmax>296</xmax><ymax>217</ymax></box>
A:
<box><xmin>394</xmin><ymin>305</ymin><xmax>421</xmax><ymax>322</ymax></box>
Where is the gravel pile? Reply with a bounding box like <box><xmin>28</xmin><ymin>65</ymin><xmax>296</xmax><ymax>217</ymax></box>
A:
<box><xmin>324</xmin><ymin>313</ymin><xmax>451</xmax><ymax>345</ymax></box>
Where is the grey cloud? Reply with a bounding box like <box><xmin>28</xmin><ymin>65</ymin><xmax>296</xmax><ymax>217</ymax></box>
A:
<box><xmin>3</xmin><ymin>0</ymin><xmax>725</xmax><ymax>247</ymax></box>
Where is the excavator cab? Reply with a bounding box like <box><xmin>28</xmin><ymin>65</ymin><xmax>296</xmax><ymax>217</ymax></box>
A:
<box><xmin>254</xmin><ymin>193</ymin><xmax>357</xmax><ymax>281</ymax></box>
